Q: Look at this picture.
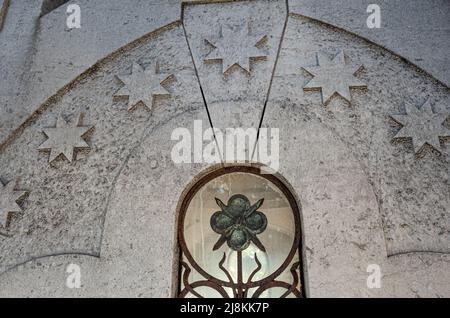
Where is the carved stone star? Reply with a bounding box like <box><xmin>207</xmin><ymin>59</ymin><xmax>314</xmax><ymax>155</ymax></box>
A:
<box><xmin>303</xmin><ymin>51</ymin><xmax>367</xmax><ymax>105</ymax></box>
<box><xmin>204</xmin><ymin>24</ymin><xmax>267</xmax><ymax>74</ymax></box>
<box><xmin>38</xmin><ymin>114</ymin><xmax>93</xmax><ymax>163</ymax></box>
<box><xmin>115</xmin><ymin>62</ymin><xmax>172</xmax><ymax>111</ymax></box>
<box><xmin>390</xmin><ymin>100</ymin><xmax>450</xmax><ymax>154</ymax></box>
<box><xmin>0</xmin><ymin>180</ymin><xmax>27</xmax><ymax>228</ymax></box>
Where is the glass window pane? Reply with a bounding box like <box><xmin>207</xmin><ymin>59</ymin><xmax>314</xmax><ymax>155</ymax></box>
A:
<box><xmin>179</xmin><ymin>168</ymin><xmax>303</xmax><ymax>298</ymax></box>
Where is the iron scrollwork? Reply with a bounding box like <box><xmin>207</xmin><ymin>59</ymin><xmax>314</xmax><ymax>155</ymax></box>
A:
<box><xmin>179</xmin><ymin>191</ymin><xmax>303</xmax><ymax>298</ymax></box>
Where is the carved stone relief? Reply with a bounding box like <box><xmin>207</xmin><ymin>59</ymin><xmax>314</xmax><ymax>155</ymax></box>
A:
<box><xmin>0</xmin><ymin>0</ymin><xmax>448</xmax><ymax>298</ymax></box>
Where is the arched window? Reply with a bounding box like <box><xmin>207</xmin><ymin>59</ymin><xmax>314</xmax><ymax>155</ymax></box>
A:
<box><xmin>178</xmin><ymin>166</ymin><xmax>304</xmax><ymax>298</ymax></box>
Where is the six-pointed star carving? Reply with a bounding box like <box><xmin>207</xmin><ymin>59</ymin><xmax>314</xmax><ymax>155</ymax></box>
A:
<box><xmin>204</xmin><ymin>24</ymin><xmax>267</xmax><ymax>74</ymax></box>
<box><xmin>0</xmin><ymin>180</ymin><xmax>27</xmax><ymax>228</ymax></box>
<box><xmin>115</xmin><ymin>62</ymin><xmax>172</xmax><ymax>111</ymax></box>
<box><xmin>390</xmin><ymin>100</ymin><xmax>450</xmax><ymax>154</ymax></box>
<box><xmin>38</xmin><ymin>114</ymin><xmax>93</xmax><ymax>163</ymax></box>
<box><xmin>303</xmin><ymin>51</ymin><xmax>367</xmax><ymax>105</ymax></box>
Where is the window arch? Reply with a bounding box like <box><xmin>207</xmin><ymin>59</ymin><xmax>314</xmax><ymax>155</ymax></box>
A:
<box><xmin>177</xmin><ymin>166</ymin><xmax>305</xmax><ymax>298</ymax></box>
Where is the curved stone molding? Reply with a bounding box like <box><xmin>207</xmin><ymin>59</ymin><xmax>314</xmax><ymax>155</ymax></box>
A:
<box><xmin>289</xmin><ymin>0</ymin><xmax>450</xmax><ymax>87</ymax></box>
<box><xmin>0</xmin><ymin>0</ymin><xmax>10</xmax><ymax>31</ymax></box>
<box><xmin>0</xmin><ymin>0</ymin><xmax>448</xmax><ymax>298</ymax></box>
<box><xmin>0</xmin><ymin>0</ymin><xmax>183</xmax><ymax>145</ymax></box>
<box><xmin>0</xmin><ymin>108</ymin><xmax>215</xmax><ymax>297</ymax></box>
<box><xmin>382</xmin><ymin>252</ymin><xmax>450</xmax><ymax>297</ymax></box>
<box><xmin>2</xmin><ymin>0</ymin><xmax>447</xmax><ymax>149</ymax></box>
<box><xmin>0</xmin><ymin>127</ymin><xmax>448</xmax><ymax>297</ymax></box>
<box><xmin>40</xmin><ymin>0</ymin><xmax>69</xmax><ymax>16</ymax></box>
<box><xmin>266</xmin><ymin>13</ymin><xmax>449</xmax><ymax>255</ymax></box>
<box><xmin>0</xmin><ymin>22</ymin><xmax>205</xmax><ymax>274</ymax></box>
<box><xmin>257</xmin><ymin>100</ymin><xmax>387</xmax><ymax>297</ymax></box>
<box><xmin>1</xmin><ymin>112</ymin><xmax>447</xmax><ymax>297</ymax></box>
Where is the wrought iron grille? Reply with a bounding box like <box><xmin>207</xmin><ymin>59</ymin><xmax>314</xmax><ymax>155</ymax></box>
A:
<box><xmin>178</xmin><ymin>166</ymin><xmax>304</xmax><ymax>298</ymax></box>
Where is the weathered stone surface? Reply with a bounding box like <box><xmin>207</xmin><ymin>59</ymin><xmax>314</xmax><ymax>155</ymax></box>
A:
<box><xmin>0</xmin><ymin>179</ymin><xmax>27</xmax><ymax>229</ymax></box>
<box><xmin>0</xmin><ymin>22</ymin><xmax>204</xmax><ymax>274</ymax></box>
<box><xmin>0</xmin><ymin>0</ymin><xmax>448</xmax><ymax>299</ymax></box>
<box><xmin>266</xmin><ymin>14</ymin><xmax>449</xmax><ymax>255</ymax></box>
<box><xmin>390</xmin><ymin>99</ymin><xmax>450</xmax><ymax>154</ymax></box>
<box><xmin>38</xmin><ymin>114</ymin><xmax>93</xmax><ymax>163</ymax></box>
<box><xmin>0</xmin><ymin>108</ymin><xmax>214</xmax><ymax>297</ymax></box>
<box><xmin>40</xmin><ymin>0</ymin><xmax>70</xmax><ymax>16</ymax></box>
<box><xmin>258</xmin><ymin>109</ymin><xmax>387</xmax><ymax>296</ymax></box>
<box><xmin>115</xmin><ymin>62</ymin><xmax>173</xmax><ymax>112</ymax></box>
<box><xmin>183</xmin><ymin>0</ymin><xmax>287</xmax><ymax>131</ymax></box>
<box><xmin>289</xmin><ymin>0</ymin><xmax>450</xmax><ymax>87</ymax></box>
<box><xmin>0</xmin><ymin>0</ymin><xmax>10</xmax><ymax>31</ymax></box>
<box><xmin>0</xmin><ymin>0</ymin><xmax>183</xmax><ymax>144</ymax></box>
<box><xmin>0</xmin><ymin>0</ymin><xmax>42</xmax><ymax>139</ymax></box>
<box><xmin>255</xmin><ymin>15</ymin><xmax>449</xmax><ymax>295</ymax></box>
<box><xmin>302</xmin><ymin>50</ymin><xmax>367</xmax><ymax>105</ymax></box>
<box><xmin>3</xmin><ymin>0</ymin><xmax>448</xmax><ymax>146</ymax></box>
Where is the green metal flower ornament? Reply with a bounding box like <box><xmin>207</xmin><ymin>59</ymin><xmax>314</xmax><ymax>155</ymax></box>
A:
<box><xmin>210</xmin><ymin>194</ymin><xmax>268</xmax><ymax>252</ymax></box>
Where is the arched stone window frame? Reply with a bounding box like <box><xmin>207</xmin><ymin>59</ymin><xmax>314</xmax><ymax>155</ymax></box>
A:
<box><xmin>175</xmin><ymin>165</ymin><xmax>306</xmax><ymax>298</ymax></box>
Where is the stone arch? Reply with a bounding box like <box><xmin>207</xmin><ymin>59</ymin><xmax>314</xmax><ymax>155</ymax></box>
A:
<box><xmin>0</xmin><ymin>20</ymin><xmax>205</xmax><ymax>274</ymax></box>
<box><xmin>0</xmin><ymin>0</ymin><xmax>448</xmax><ymax>298</ymax></box>
<box><xmin>174</xmin><ymin>163</ymin><xmax>307</xmax><ymax>298</ymax></box>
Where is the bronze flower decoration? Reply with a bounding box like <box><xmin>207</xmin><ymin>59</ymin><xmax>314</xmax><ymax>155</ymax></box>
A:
<box><xmin>210</xmin><ymin>194</ymin><xmax>268</xmax><ymax>252</ymax></box>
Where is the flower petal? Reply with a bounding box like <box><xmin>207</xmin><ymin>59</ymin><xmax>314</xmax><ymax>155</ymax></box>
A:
<box><xmin>227</xmin><ymin>194</ymin><xmax>250</xmax><ymax>217</ymax></box>
<box><xmin>210</xmin><ymin>211</ymin><xmax>234</xmax><ymax>234</ymax></box>
<box><xmin>245</xmin><ymin>211</ymin><xmax>267</xmax><ymax>234</ymax></box>
<box><xmin>227</xmin><ymin>227</ymin><xmax>250</xmax><ymax>251</ymax></box>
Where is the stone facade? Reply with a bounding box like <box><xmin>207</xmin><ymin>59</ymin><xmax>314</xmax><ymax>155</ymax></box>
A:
<box><xmin>0</xmin><ymin>0</ymin><xmax>449</xmax><ymax>297</ymax></box>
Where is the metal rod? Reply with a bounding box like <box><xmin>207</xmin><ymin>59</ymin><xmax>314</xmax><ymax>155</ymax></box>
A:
<box><xmin>237</xmin><ymin>250</ymin><xmax>243</xmax><ymax>298</ymax></box>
